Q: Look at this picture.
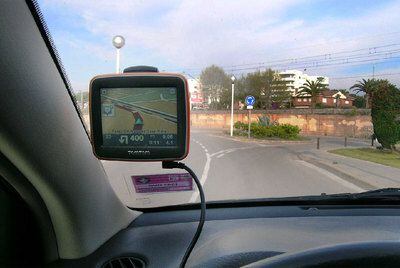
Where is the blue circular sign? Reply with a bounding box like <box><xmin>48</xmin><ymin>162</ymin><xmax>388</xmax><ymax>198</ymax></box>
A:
<box><xmin>245</xmin><ymin>95</ymin><xmax>255</xmax><ymax>106</ymax></box>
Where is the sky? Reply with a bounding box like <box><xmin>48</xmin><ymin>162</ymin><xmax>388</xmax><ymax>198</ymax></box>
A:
<box><xmin>38</xmin><ymin>0</ymin><xmax>400</xmax><ymax>92</ymax></box>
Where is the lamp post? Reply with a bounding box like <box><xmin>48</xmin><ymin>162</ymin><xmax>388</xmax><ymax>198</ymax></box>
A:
<box><xmin>230</xmin><ymin>75</ymin><xmax>236</xmax><ymax>136</ymax></box>
<box><xmin>112</xmin><ymin>35</ymin><xmax>125</xmax><ymax>73</ymax></box>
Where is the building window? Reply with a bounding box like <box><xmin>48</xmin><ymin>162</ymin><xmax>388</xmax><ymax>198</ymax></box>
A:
<box><xmin>333</xmin><ymin>99</ymin><xmax>337</xmax><ymax>103</ymax></box>
<box><xmin>298</xmin><ymin>98</ymin><xmax>302</xmax><ymax>102</ymax></box>
<box><xmin>322</xmin><ymin>98</ymin><xmax>327</xmax><ymax>103</ymax></box>
<box><xmin>308</xmin><ymin>98</ymin><xmax>311</xmax><ymax>102</ymax></box>
<box><xmin>345</xmin><ymin>100</ymin><xmax>349</xmax><ymax>104</ymax></box>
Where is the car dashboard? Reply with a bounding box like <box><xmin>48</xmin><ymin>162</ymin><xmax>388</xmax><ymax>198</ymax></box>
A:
<box><xmin>52</xmin><ymin>205</ymin><xmax>400</xmax><ymax>267</ymax></box>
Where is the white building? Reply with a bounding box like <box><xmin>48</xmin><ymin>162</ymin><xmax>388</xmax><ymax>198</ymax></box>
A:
<box><xmin>186</xmin><ymin>78</ymin><xmax>204</xmax><ymax>109</ymax></box>
<box><xmin>279</xmin><ymin>70</ymin><xmax>329</xmax><ymax>96</ymax></box>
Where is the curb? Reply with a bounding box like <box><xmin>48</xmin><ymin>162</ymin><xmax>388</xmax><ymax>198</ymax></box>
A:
<box><xmin>215</xmin><ymin>133</ymin><xmax>313</xmax><ymax>145</ymax></box>
<box><xmin>299</xmin><ymin>154</ymin><xmax>376</xmax><ymax>191</ymax></box>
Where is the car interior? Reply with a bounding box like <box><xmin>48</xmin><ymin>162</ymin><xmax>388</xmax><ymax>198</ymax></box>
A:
<box><xmin>2</xmin><ymin>1</ymin><xmax>400</xmax><ymax>268</ymax></box>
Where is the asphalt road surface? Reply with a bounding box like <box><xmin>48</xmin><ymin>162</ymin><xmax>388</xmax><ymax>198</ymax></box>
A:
<box><xmin>103</xmin><ymin>129</ymin><xmax>369</xmax><ymax>208</ymax></box>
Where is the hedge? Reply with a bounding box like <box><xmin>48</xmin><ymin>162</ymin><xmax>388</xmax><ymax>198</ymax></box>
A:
<box><xmin>234</xmin><ymin>121</ymin><xmax>300</xmax><ymax>139</ymax></box>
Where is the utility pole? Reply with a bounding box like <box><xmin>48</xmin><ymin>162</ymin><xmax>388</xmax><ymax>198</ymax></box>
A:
<box><xmin>372</xmin><ymin>64</ymin><xmax>375</xmax><ymax>79</ymax></box>
<box><xmin>230</xmin><ymin>75</ymin><xmax>236</xmax><ymax>136</ymax></box>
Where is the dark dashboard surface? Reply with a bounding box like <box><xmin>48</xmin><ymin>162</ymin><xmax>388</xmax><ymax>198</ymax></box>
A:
<box><xmin>52</xmin><ymin>205</ymin><xmax>400</xmax><ymax>268</ymax></box>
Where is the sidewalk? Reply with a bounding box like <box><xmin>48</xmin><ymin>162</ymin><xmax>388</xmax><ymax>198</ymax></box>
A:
<box><xmin>299</xmin><ymin>147</ymin><xmax>400</xmax><ymax>191</ymax></box>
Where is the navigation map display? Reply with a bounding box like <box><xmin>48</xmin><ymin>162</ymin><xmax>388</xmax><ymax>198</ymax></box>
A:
<box><xmin>101</xmin><ymin>87</ymin><xmax>177</xmax><ymax>148</ymax></box>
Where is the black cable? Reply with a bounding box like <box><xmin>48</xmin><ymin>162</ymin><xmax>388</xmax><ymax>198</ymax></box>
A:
<box><xmin>162</xmin><ymin>161</ymin><xmax>206</xmax><ymax>268</ymax></box>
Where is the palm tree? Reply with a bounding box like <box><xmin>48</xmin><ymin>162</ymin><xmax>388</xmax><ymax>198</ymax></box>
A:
<box><xmin>298</xmin><ymin>77</ymin><xmax>327</xmax><ymax>108</ymax></box>
<box><xmin>350</xmin><ymin>79</ymin><xmax>376</xmax><ymax>109</ymax></box>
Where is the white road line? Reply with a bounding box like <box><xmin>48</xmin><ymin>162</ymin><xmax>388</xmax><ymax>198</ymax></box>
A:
<box><xmin>297</xmin><ymin>160</ymin><xmax>365</xmax><ymax>192</ymax></box>
<box><xmin>189</xmin><ymin>150</ymin><xmax>211</xmax><ymax>203</ymax></box>
<box><xmin>188</xmin><ymin>142</ymin><xmax>271</xmax><ymax>202</ymax></box>
<box><xmin>210</xmin><ymin>146</ymin><xmax>258</xmax><ymax>157</ymax></box>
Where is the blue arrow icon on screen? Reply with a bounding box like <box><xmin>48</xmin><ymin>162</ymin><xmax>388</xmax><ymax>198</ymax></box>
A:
<box><xmin>135</xmin><ymin>117</ymin><xmax>143</xmax><ymax>125</ymax></box>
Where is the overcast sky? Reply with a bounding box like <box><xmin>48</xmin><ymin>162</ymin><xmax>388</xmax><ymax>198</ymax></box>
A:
<box><xmin>39</xmin><ymin>0</ymin><xmax>400</xmax><ymax>91</ymax></box>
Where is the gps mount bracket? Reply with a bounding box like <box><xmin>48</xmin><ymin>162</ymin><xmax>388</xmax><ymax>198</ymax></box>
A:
<box><xmin>123</xmin><ymin>65</ymin><xmax>159</xmax><ymax>73</ymax></box>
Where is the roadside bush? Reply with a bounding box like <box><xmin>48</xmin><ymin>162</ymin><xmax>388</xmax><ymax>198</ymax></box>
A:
<box><xmin>234</xmin><ymin>121</ymin><xmax>247</xmax><ymax>130</ymax></box>
<box><xmin>251</xmin><ymin>125</ymin><xmax>269</xmax><ymax>138</ymax></box>
<box><xmin>279</xmin><ymin>124</ymin><xmax>301</xmax><ymax>138</ymax></box>
<box><xmin>258</xmin><ymin>115</ymin><xmax>278</xmax><ymax>126</ymax></box>
<box><xmin>371</xmin><ymin>80</ymin><xmax>400</xmax><ymax>150</ymax></box>
<box><xmin>234</xmin><ymin>121</ymin><xmax>301</xmax><ymax>139</ymax></box>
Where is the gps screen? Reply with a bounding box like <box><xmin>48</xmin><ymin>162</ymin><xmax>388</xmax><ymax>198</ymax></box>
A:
<box><xmin>101</xmin><ymin>87</ymin><xmax>177</xmax><ymax>148</ymax></box>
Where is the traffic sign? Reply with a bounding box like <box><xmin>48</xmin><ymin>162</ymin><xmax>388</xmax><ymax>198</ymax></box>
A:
<box><xmin>247</xmin><ymin>105</ymin><xmax>253</xmax><ymax>110</ymax></box>
<box><xmin>245</xmin><ymin>95</ymin><xmax>255</xmax><ymax>106</ymax></box>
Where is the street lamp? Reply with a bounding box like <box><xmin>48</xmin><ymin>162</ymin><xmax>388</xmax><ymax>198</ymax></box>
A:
<box><xmin>230</xmin><ymin>75</ymin><xmax>236</xmax><ymax>136</ymax></box>
<box><xmin>112</xmin><ymin>35</ymin><xmax>125</xmax><ymax>73</ymax></box>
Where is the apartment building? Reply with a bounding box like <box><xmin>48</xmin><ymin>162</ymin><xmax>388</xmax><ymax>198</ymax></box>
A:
<box><xmin>279</xmin><ymin>70</ymin><xmax>329</xmax><ymax>95</ymax></box>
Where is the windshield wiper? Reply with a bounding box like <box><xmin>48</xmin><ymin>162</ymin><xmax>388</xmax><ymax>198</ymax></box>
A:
<box><xmin>318</xmin><ymin>188</ymin><xmax>400</xmax><ymax>200</ymax></box>
<box><xmin>135</xmin><ymin>188</ymin><xmax>400</xmax><ymax>212</ymax></box>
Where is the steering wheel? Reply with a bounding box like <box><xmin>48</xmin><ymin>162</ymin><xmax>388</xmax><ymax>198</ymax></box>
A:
<box><xmin>244</xmin><ymin>241</ymin><xmax>400</xmax><ymax>268</ymax></box>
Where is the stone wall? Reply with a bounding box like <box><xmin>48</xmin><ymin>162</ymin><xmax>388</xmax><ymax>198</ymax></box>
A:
<box><xmin>190</xmin><ymin>109</ymin><xmax>373</xmax><ymax>138</ymax></box>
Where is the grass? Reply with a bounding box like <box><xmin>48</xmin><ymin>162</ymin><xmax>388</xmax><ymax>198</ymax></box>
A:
<box><xmin>329</xmin><ymin>148</ymin><xmax>400</xmax><ymax>169</ymax></box>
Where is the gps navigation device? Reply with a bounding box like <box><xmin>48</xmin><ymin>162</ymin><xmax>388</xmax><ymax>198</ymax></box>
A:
<box><xmin>89</xmin><ymin>71</ymin><xmax>190</xmax><ymax>161</ymax></box>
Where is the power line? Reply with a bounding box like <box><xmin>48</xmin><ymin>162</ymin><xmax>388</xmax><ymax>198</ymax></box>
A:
<box><xmin>330</xmin><ymin>72</ymin><xmax>400</xmax><ymax>80</ymax></box>
<box><xmin>181</xmin><ymin>43</ymin><xmax>400</xmax><ymax>72</ymax></box>
<box><xmin>246</xmin><ymin>31</ymin><xmax>400</xmax><ymax>61</ymax></box>
<box><xmin>225</xmin><ymin>43</ymin><xmax>400</xmax><ymax>70</ymax></box>
<box><xmin>227</xmin><ymin>54</ymin><xmax>400</xmax><ymax>73</ymax></box>
<box><xmin>186</xmin><ymin>53</ymin><xmax>400</xmax><ymax>78</ymax></box>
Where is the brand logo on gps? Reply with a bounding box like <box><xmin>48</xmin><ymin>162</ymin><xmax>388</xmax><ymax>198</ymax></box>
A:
<box><xmin>128</xmin><ymin>150</ymin><xmax>151</xmax><ymax>156</ymax></box>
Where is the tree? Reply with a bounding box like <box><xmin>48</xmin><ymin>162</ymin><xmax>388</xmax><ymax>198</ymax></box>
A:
<box><xmin>353</xmin><ymin>95</ymin><xmax>366</xmax><ymax>108</ymax></box>
<box><xmin>271</xmin><ymin>81</ymin><xmax>291</xmax><ymax>108</ymax></box>
<box><xmin>72</xmin><ymin>91</ymin><xmax>89</xmax><ymax>102</ymax></box>
<box><xmin>350</xmin><ymin>79</ymin><xmax>377</xmax><ymax>109</ymax></box>
<box><xmin>200</xmin><ymin>65</ymin><xmax>231</xmax><ymax>109</ymax></box>
<box><xmin>298</xmin><ymin>77</ymin><xmax>327</xmax><ymax>108</ymax></box>
<box><xmin>246</xmin><ymin>69</ymin><xmax>289</xmax><ymax>109</ymax></box>
<box><xmin>371</xmin><ymin>80</ymin><xmax>400</xmax><ymax>151</ymax></box>
<box><xmin>72</xmin><ymin>91</ymin><xmax>89</xmax><ymax>112</ymax></box>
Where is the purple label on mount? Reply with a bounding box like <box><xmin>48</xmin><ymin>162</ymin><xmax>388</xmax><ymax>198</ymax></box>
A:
<box><xmin>132</xmin><ymin>173</ymin><xmax>193</xmax><ymax>193</ymax></box>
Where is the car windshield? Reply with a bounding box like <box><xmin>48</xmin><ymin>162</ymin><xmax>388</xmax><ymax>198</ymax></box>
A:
<box><xmin>38</xmin><ymin>0</ymin><xmax>400</xmax><ymax>208</ymax></box>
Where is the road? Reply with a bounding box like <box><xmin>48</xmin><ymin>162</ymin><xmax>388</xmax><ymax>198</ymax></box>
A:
<box><xmin>102</xmin><ymin>129</ymin><xmax>372</xmax><ymax>208</ymax></box>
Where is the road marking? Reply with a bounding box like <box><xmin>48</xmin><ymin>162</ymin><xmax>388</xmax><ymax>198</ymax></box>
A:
<box><xmin>188</xmin><ymin>139</ymin><xmax>274</xmax><ymax>202</ymax></box>
<box><xmin>211</xmin><ymin>146</ymin><xmax>259</xmax><ymax>158</ymax></box>
<box><xmin>189</xmin><ymin>149</ymin><xmax>211</xmax><ymax>203</ymax></box>
<box><xmin>297</xmin><ymin>160</ymin><xmax>365</xmax><ymax>192</ymax></box>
